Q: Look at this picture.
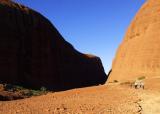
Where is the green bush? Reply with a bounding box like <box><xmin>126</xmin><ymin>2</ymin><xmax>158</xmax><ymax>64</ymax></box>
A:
<box><xmin>14</xmin><ymin>85</ymin><xmax>25</xmax><ymax>91</ymax></box>
<box><xmin>3</xmin><ymin>84</ymin><xmax>48</xmax><ymax>97</ymax></box>
<box><xmin>24</xmin><ymin>87</ymin><xmax>48</xmax><ymax>96</ymax></box>
<box><xmin>40</xmin><ymin>86</ymin><xmax>47</xmax><ymax>92</ymax></box>
<box><xmin>28</xmin><ymin>90</ymin><xmax>42</xmax><ymax>96</ymax></box>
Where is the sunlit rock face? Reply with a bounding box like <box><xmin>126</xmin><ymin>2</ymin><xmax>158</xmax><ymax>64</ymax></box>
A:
<box><xmin>109</xmin><ymin>0</ymin><xmax>160</xmax><ymax>81</ymax></box>
<box><xmin>0</xmin><ymin>0</ymin><xmax>107</xmax><ymax>90</ymax></box>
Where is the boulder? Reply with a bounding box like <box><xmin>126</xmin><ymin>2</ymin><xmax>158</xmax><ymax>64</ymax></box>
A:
<box><xmin>0</xmin><ymin>0</ymin><xmax>107</xmax><ymax>90</ymax></box>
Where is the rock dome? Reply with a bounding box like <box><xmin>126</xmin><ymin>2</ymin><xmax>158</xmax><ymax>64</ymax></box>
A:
<box><xmin>109</xmin><ymin>0</ymin><xmax>160</xmax><ymax>82</ymax></box>
<box><xmin>0</xmin><ymin>0</ymin><xmax>107</xmax><ymax>90</ymax></box>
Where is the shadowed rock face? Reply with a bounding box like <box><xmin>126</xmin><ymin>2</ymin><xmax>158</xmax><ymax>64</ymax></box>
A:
<box><xmin>0</xmin><ymin>1</ymin><xmax>107</xmax><ymax>90</ymax></box>
<box><xmin>109</xmin><ymin>0</ymin><xmax>160</xmax><ymax>82</ymax></box>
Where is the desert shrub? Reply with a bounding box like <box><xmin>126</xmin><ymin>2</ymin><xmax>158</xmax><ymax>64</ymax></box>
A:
<box><xmin>4</xmin><ymin>84</ymin><xmax>26</xmax><ymax>92</ymax></box>
<box><xmin>23</xmin><ymin>86</ymin><xmax>48</xmax><ymax>97</ymax></box>
<box><xmin>113</xmin><ymin>80</ymin><xmax>118</xmax><ymax>83</ymax></box>
<box><xmin>108</xmin><ymin>80</ymin><xmax>118</xmax><ymax>83</ymax></box>
<box><xmin>3</xmin><ymin>84</ymin><xmax>48</xmax><ymax>97</ymax></box>
<box><xmin>120</xmin><ymin>81</ymin><xmax>133</xmax><ymax>86</ymax></box>
<box><xmin>13</xmin><ymin>85</ymin><xmax>25</xmax><ymax>91</ymax></box>
<box><xmin>4</xmin><ymin>84</ymin><xmax>15</xmax><ymax>91</ymax></box>
<box><xmin>138</xmin><ymin>76</ymin><xmax>145</xmax><ymax>80</ymax></box>
<box><xmin>26</xmin><ymin>90</ymin><xmax>41</xmax><ymax>96</ymax></box>
<box><xmin>40</xmin><ymin>86</ymin><xmax>47</xmax><ymax>92</ymax></box>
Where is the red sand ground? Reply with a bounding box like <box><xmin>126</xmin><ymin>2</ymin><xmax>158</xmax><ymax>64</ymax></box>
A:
<box><xmin>0</xmin><ymin>85</ymin><xmax>139</xmax><ymax>114</ymax></box>
<box><xmin>0</xmin><ymin>78</ymin><xmax>159</xmax><ymax>114</ymax></box>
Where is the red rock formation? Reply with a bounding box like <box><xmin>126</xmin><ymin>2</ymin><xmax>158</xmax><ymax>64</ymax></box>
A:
<box><xmin>109</xmin><ymin>0</ymin><xmax>160</xmax><ymax>82</ymax></box>
<box><xmin>0</xmin><ymin>1</ymin><xmax>107</xmax><ymax>90</ymax></box>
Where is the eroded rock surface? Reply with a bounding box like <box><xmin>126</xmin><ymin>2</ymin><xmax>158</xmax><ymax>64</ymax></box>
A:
<box><xmin>0</xmin><ymin>0</ymin><xmax>107</xmax><ymax>90</ymax></box>
<box><xmin>109</xmin><ymin>0</ymin><xmax>160</xmax><ymax>81</ymax></box>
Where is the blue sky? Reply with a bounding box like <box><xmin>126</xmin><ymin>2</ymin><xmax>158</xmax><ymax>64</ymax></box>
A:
<box><xmin>15</xmin><ymin>0</ymin><xmax>145</xmax><ymax>73</ymax></box>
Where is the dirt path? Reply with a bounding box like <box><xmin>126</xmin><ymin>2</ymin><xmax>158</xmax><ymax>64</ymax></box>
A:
<box><xmin>138</xmin><ymin>90</ymin><xmax>160</xmax><ymax>114</ymax></box>
<box><xmin>0</xmin><ymin>85</ymin><xmax>140</xmax><ymax>114</ymax></box>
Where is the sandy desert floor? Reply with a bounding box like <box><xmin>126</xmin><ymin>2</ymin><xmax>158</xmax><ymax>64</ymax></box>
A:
<box><xmin>138</xmin><ymin>77</ymin><xmax>160</xmax><ymax>114</ymax></box>
<box><xmin>0</xmin><ymin>79</ymin><xmax>159</xmax><ymax>114</ymax></box>
<box><xmin>139</xmin><ymin>90</ymin><xmax>160</xmax><ymax>114</ymax></box>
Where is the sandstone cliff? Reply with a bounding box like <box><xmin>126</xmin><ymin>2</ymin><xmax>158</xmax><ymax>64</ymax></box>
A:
<box><xmin>109</xmin><ymin>0</ymin><xmax>160</xmax><ymax>82</ymax></box>
<box><xmin>0</xmin><ymin>0</ymin><xmax>107</xmax><ymax>90</ymax></box>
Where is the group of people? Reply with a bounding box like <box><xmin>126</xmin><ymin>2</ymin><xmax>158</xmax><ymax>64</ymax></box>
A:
<box><xmin>133</xmin><ymin>80</ymin><xmax>144</xmax><ymax>89</ymax></box>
